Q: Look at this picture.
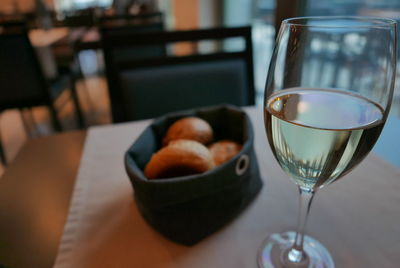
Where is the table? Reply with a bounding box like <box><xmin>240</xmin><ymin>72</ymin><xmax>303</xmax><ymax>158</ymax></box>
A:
<box><xmin>29</xmin><ymin>28</ymin><xmax>70</xmax><ymax>48</ymax></box>
<box><xmin>0</xmin><ymin>131</ymin><xmax>86</xmax><ymax>268</ymax></box>
<box><xmin>28</xmin><ymin>28</ymin><xmax>71</xmax><ymax>79</ymax></box>
<box><xmin>1</xmin><ymin>107</ymin><xmax>400</xmax><ymax>267</ymax></box>
<box><xmin>28</xmin><ymin>27</ymin><xmax>88</xmax><ymax>78</ymax></box>
<box><xmin>74</xmin><ymin>16</ymin><xmax>164</xmax><ymax>51</ymax></box>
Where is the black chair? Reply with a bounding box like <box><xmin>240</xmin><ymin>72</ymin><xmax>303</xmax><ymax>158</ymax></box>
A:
<box><xmin>0</xmin><ymin>22</ymin><xmax>83</xmax><ymax>163</ymax></box>
<box><xmin>54</xmin><ymin>8</ymin><xmax>96</xmax><ymax>28</ymax></box>
<box><xmin>102</xmin><ymin>26</ymin><xmax>255</xmax><ymax>123</ymax></box>
<box><xmin>100</xmin><ymin>12</ymin><xmax>166</xmax><ymax>62</ymax></box>
<box><xmin>50</xmin><ymin>27</ymin><xmax>87</xmax><ymax>128</ymax></box>
<box><xmin>99</xmin><ymin>12</ymin><xmax>163</xmax><ymax>27</ymax></box>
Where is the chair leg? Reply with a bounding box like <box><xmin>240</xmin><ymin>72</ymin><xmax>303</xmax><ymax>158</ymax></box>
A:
<box><xmin>76</xmin><ymin>58</ymin><xmax>96</xmax><ymax>110</ymax></box>
<box><xmin>70</xmin><ymin>71</ymin><xmax>85</xmax><ymax>129</ymax></box>
<box><xmin>20</xmin><ymin>109</ymin><xmax>34</xmax><ymax>138</ymax></box>
<box><xmin>0</xmin><ymin>116</ymin><xmax>7</xmax><ymax>166</ymax></box>
<box><xmin>48</xmin><ymin>103</ymin><xmax>62</xmax><ymax>132</ymax></box>
<box><xmin>0</xmin><ymin>138</ymin><xmax>7</xmax><ymax>166</ymax></box>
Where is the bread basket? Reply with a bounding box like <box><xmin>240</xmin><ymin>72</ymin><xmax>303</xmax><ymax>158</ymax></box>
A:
<box><xmin>124</xmin><ymin>105</ymin><xmax>263</xmax><ymax>245</ymax></box>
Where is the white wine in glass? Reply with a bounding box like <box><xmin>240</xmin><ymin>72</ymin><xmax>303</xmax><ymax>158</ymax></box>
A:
<box><xmin>259</xmin><ymin>17</ymin><xmax>397</xmax><ymax>268</ymax></box>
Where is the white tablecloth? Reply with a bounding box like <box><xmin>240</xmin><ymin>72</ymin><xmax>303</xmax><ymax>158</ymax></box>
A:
<box><xmin>53</xmin><ymin>107</ymin><xmax>400</xmax><ymax>268</ymax></box>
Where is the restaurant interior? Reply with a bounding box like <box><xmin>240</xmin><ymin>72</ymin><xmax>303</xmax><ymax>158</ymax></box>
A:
<box><xmin>0</xmin><ymin>1</ymin><xmax>400</xmax><ymax>267</ymax></box>
<box><xmin>0</xmin><ymin>0</ymin><xmax>399</xmax><ymax>172</ymax></box>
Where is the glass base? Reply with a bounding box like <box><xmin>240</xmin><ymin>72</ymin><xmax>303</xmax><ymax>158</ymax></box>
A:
<box><xmin>257</xmin><ymin>231</ymin><xmax>334</xmax><ymax>268</ymax></box>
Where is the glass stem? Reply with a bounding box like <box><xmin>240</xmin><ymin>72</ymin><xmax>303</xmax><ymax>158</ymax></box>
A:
<box><xmin>287</xmin><ymin>187</ymin><xmax>315</xmax><ymax>263</ymax></box>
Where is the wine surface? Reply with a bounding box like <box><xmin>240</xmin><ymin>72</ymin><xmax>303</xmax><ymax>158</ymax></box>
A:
<box><xmin>265</xmin><ymin>88</ymin><xmax>384</xmax><ymax>191</ymax></box>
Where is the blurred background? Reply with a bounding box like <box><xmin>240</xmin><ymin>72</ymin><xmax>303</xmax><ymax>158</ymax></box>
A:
<box><xmin>0</xmin><ymin>0</ymin><xmax>399</xmax><ymax>173</ymax></box>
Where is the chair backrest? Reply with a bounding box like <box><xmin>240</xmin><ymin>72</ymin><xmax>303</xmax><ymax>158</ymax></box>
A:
<box><xmin>0</xmin><ymin>23</ymin><xmax>51</xmax><ymax>110</ymax></box>
<box><xmin>101</xmin><ymin>20</ymin><xmax>165</xmax><ymax>61</ymax></box>
<box><xmin>100</xmin><ymin>12</ymin><xmax>166</xmax><ymax>62</ymax></box>
<box><xmin>99</xmin><ymin>12</ymin><xmax>163</xmax><ymax>27</ymax></box>
<box><xmin>56</xmin><ymin>9</ymin><xmax>96</xmax><ymax>28</ymax></box>
<box><xmin>102</xmin><ymin>26</ymin><xmax>255</xmax><ymax>122</ymax></box>
<box><xmin>0</xmin><ymin>19</ymin><xmax>27</xmax><ymax>33</ymax></box>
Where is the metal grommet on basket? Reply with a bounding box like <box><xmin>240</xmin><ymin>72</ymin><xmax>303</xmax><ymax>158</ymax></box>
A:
<box><xmin>235</xmin><ymin>154</ymin><xmax>249</xmax><ymax>176</ymax></box>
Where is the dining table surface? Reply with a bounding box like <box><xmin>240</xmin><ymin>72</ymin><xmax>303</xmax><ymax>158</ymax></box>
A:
<box><xmin>28</xmin><ymin>27</ymin><xmax>72</xmax><ymax>79</ymax></box>
<box><xmin>28</xmin><ymin>27</ymin><xmax>71</xmax><ymax>48</ymax></box>
<box><xmin>0</xmin><ymin>106</ymin><xmax>400</xmax><ymax>268</ymax></box>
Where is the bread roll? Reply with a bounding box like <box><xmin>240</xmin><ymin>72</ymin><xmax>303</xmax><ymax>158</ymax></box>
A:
<box><xmin>209</xmin><ymin>140</ymin><xmax>242</xmax><ymax>166</ymax></box>
<box><xmin>145</xmin><ymin>139</ymin><xmax>215</xmax><ymax>179</ymax></box>
<box><xmin>163</xmin><ymin>117</ymin><xmax>213</xmax><ymax>146</ymax></box>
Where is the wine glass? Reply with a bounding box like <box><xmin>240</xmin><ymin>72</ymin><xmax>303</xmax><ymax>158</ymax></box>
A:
<box><xmin>259</xmin><ymin>17</ymin><xmax>397</xmax><ymax>268</ymax></box>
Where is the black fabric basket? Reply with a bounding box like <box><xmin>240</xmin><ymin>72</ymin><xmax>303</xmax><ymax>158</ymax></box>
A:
<box><xmin>124</xmin><ymin>105</ymin><xmax>263</xmax><ymax>245</ymax></box>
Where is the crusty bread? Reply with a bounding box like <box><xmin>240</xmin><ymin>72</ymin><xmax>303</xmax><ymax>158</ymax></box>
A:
<box><xmin>163</xmin><ymin>117</ymin><xmax>213</xmax><ymax>146</ymax></box>
<box><xmin>208</xmin><ymin>140</ymin><xmax>242</xmax><ymax>166</ymax></box>
<box><xmin>144</xmin><ymin>139</ymin><xmax>215</xmax><ymax>179</ymax></box>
